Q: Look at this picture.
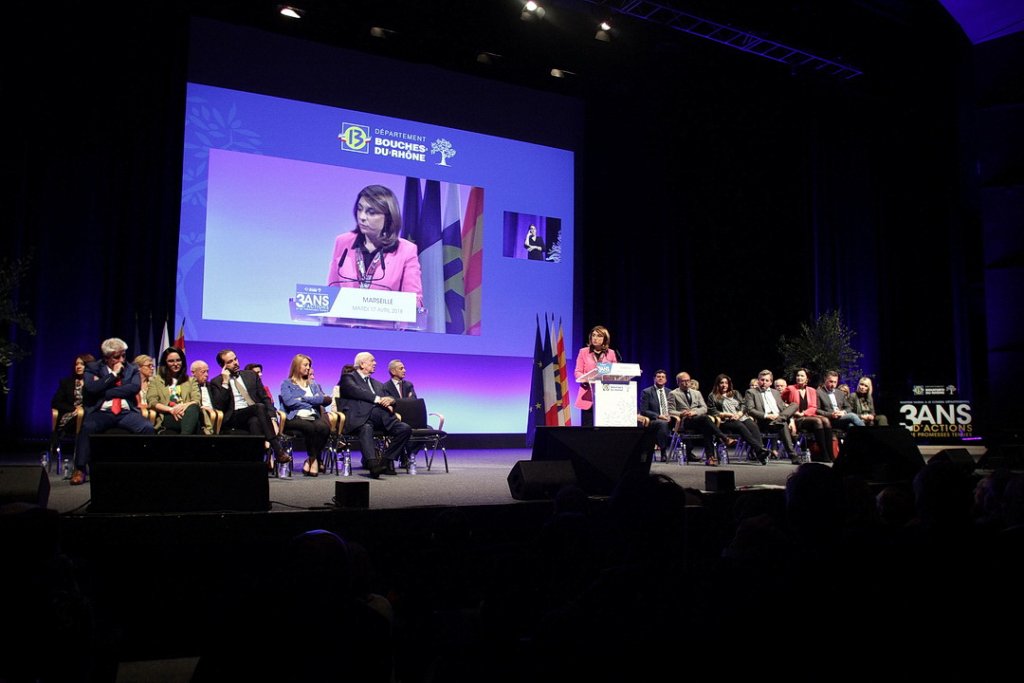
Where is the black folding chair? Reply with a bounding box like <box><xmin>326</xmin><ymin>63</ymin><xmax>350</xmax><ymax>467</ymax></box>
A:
<box><xmin>393</xmin><ymin>398</ymin><xmax>448</xmax><ymax>472</ymax></box>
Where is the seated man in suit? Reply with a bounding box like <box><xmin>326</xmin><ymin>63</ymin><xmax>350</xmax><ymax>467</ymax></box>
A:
<box><xmin>639</xmin><ymin>369</ymin><xmax>676</xmax><ymax>461</ymax></box>
<box><xmin>72</xmin><ymin>337</ymin><xmax>156</xmax><ymax>485</ymax></box>
<box><xmin>817</xmin><ymin>370</ymin><xmax>865</xmax><ymax>430</ymax></box>
<box><xmin>669</xmin><ymin>371</ymin><xmax>735</xmax><ymax>465</ymax></box>
<box><xmin>338</xmin><ymin>352</ymin><xmax>412</xmax><ymax>478</ymax></box>
<box><xmin>209</xmin><ymin>349</ymin><xmax>288</xmax><ymax>465</ymax></box>
<box><xmin>744</xmin><ymin>369</ymin><xmax>800</xmax><ymax>464</ymax></box>
<box><xmin>381</xmin><ymin>359</ymin><xmax>416</xmax><ymax>400</ymax></box>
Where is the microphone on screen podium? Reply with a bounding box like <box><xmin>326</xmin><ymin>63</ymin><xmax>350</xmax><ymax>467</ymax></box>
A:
<box><xmin>328</xmin><ymin>248</ymin><xmax>392</xmax><ymax>290</ymax></box>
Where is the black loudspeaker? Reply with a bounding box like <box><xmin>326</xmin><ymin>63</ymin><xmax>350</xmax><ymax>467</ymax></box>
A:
<box><xmin>0</xmin><ymin>466</ymin><xmax>50</xmax><ymax>508</ymax></box>
<box><xmin>931</xmin><ymin>448</ymin><xmax>976</xmax><ymax>474</ymax></box>
<box><xmin>507</xmin><ymin>460</ymin><xmax>577</xmax><ymax>501</ymax></box>
<box><xmin>88</xmin><ymin>435</ymin><xmax>270</xmax><ymax>513</ymax></box>
<box><xmin>705</xmin><ymin>470</ymin><xmax>735</xmax><ymax>492</ymax></box>
<box><xmin>977</xmin><ymin>444</ymin><xmax>1024</xmax><ymax>471</ymax></box>
<box><xmin>529</xmin><ymin>426</ymin><xmax>655</xmax><ymax>495</ymax></box>
<box><xmin>334</xmin><ymin>480</ymin><xmax>369</xmax><ymax>508</ymax></box>
<box><xmin>833</xmin><ymin>427</ymin><xmax>924</xmax><ymax>482</ymax></box>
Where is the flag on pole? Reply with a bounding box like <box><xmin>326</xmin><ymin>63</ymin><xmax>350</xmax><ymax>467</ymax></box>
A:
<box><xmin>542</xmin><ymin>314</ymin><xmax>558</xmax><ymax>426</ymax></box>
<box><xmin>146</xmin><ymin>313</ymin><xmax>155</xmax><ymax>359</ymax></box>
<box><xmin>461</xmin><ymin>186</ymin><xmax>484</xmax><ymax>336</ymax></box>
<box><xmin>526</xmin><ymin>315</ymin><xmax>545</xmax><ymax>447</ymax></box>
<box><xmin>173</xmin><ymin>318</ymin><xmax>186</xmax><ymax>354</ymax></box>
<box><xmin>159</xmin><ymin>318</ymin><xmax>170</xmax><ymax>356</ymax></box>
<box><xmin>402</xmin><ymin>176</ymin><xmax>421</xmax><ymax>241</ymax></box>
<box><xmin>441</xmin><ymin>183</ymin><xmax>465</xmax><ymax>334</ymax></box>
<box><xmin>132</xmin><ymin>313</ymin><xmax>141</xmax><ymax>359</ymax></box>
<box><xmin>556</xmin><ymin>317</ymin><xmax>571</xmax><ymax>426</ymax></box>
<box><xmin>414</xmin><ymin>180</ymin><xmax>445</xmax><ymax>333</ymax></box>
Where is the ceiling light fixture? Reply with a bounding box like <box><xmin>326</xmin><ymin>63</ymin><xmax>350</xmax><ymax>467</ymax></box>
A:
<box><xmin>278</xmin><ymin>5</ymin><xmax>304</xmax><ymax>19</ymax></box>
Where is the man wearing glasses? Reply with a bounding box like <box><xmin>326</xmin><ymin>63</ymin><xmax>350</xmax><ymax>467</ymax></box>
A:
<box><xmin>72</xmin><ymin>337</ymin><xmax>155</xmax><ymax>485</ymax></box>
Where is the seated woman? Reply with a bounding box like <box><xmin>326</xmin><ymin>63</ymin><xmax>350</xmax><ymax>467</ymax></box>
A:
<box><xmin>706</xmin><ymin>374</ymin><xmax>771</xmax><ymax>465</ymax></box>
<box><xmin>781</xmin><ymin>368</ymin><xmax>834</xmax><ymax>462</ymax></box>
<box><xmin>280</xmin><ymin>354</ymin><xmax>334</xmax><ymax>477</ymax></box>
<box><xmin>148</xmin><ymin>347</ymin><xmax>203</xmax><ymax>435</ymax></box>
<box><xmin>134</xmin><ymin>354</ymin><xmax>155</xmax><ymax>417</ymax></box>
<box><xmin>49</xmin><ymin>353</ymin><xmax>94</xmax><ymax>457</ymax></box>
<box><xmin>849</xmin><ymin>377</ymin><xmax>888</xmax><ymax>426</ymax></box>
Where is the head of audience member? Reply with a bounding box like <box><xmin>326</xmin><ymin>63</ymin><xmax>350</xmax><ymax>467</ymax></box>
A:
<box><xmin>353</xmin><ymin>184</ymin><xmax>401</xmax><ymax>249</ymax></box>
<box><xmin>774</xmin><ymin>378</ymin><xmax>787</xmax><ymax>394</ymax></box>
<box><xmin>749</xmin><ymin>378</ymin><xmax>758</xmax><ymax>389</ymax></box>
<box><xmin>876</xmin><ymin>485</ymin><xmax>915</xmax><ymax>528</ymax></box>
<box><xmin>675</xmin><ymin>371</ymin><xmax>692</xmax><ymax>391</ymax></box>
<box><xmin>712</xmin><ymin>373</ymin><xmax>734</xmax><ymax>397</ymax></box>
<box><xmin>190</xmin><ymin>360</ymin><xmax>210</xmax><ymax>385</ymax></box>
<box><xmin>158</xmin><ymin>347</ymin><xmax>188</xmax><ymax>384</ymax></box>
<box><xmin>244</xmin><ymin>363</ymin><xmax>263</xmax><ymax>377</ymax></box>
<box><xmin>653</xmin><ymin>369</ymin><xmax>667</xmax><ymax>388</ymax></box>
<box><xmin>100</xmin><ymin>338</ymin><xmax>128</xmax><ymax>370</ymax></box>
<box><xmin>690</xmin><ymin>378</ymin><xmax>700</xmax><ymax>392</ymax></box>
<box><xmin>284</xmin><ymin>529</ymin><xmax>352</xmax><ymax>597</ymax></box>
<box><xmin>388</xmin><ymin>359</ymin><xmax>406</xmax><ymax>381</ymax></box>
<box><xmin>72</xmin><ymin>354</ymin><xmax>95</xmax><ymax>379</ymax></box>
<box><xmin>757</xmin><ymin>369</ymin><xmax>774</xmax><ymax>391</ymax></box>
<box><xmin>822</xmin><ymin>370</ymin><xmax>840</xmax><ymax>392</ymax></box>
<box><xmin>134</xmin><ymin>355</ymin><xmax>154</xmax><ymax>381</ymax></box>
<box><xmin>838</xmin><ymin>383</ymin><xmax>850</xmax><ymax>397</ymax></box>
<box><xmin>288</xmin><ymin>354</ymin><xmax>313</xmax><ymax>384</ymax></box>
<box><xmin>215</xmin><ymin>349</ymin><xmax>241</xmax><ymax>376</ymax></box>
<box><xmin>337</xmin><ymin>364</ymin><xmax>355</xmax><ymax>385</ymax></box>
<box><xmin>793</xmin><ymin>368</ymin><xmax>811</xmax><ymax>389</ymax></box>
<box><xmin>588</xmin><ymin>325</ymin><xmax>610</xmax><ymax>354</ymax></box>
<box><xmin>354</xmin><ymin>352</ymin><xmax>376</xmax><ymax>377</ymax></box>
<box><xmin>913</xmin><ymin>459</ymin><xmax>976</xmax><ymax>531</ymax></box>
<box><xmin>785</xmin><ymin>463</ymin><xmax>845</xmax><ymax>546</ymax></box>
<box><xmin>856</xmin><ymin>377</ymin><xmax>873</xmax><ymax>398</ymax></box>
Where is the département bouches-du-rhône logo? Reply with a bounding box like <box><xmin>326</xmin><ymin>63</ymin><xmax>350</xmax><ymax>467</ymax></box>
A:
<box><xmin>338</xmin><ymin>123</ymin><xmax>371</xmax><ymax>154</ymax></box>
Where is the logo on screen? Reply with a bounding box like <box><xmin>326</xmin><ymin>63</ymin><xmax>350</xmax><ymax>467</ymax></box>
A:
<box><xmin>431</xmin><ymin>138</ymin><xmax>457</xmax><ymax>166</ymax></box>
<box><xmin>339</xmin><ymin>123</ymin><xmax>371</xmax><ymax>153</ymax></box>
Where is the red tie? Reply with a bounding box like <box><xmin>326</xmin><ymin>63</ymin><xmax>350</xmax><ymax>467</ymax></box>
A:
<box><xmin>111</xmin><ymin>377</ymin><xmax>123</xmax><ymax>414</ymax></box>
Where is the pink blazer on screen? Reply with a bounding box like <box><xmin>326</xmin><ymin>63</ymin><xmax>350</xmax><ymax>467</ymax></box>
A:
<box><xmin>326</xmin><ymin>231</ymin><xmax>423</xmax><ymax>308</ymax></box>
<box><xmin>574</xmin><ymin>347</ymin><xmax>618</xmax><ymax>410</ymax></box>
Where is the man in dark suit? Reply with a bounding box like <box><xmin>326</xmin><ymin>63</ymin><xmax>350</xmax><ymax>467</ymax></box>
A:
<box><xmin>668</xmin><ymin>371</ymin><xmax>736</xmax><ymax>463</ymax></box>
<box><xmin>817</xmin><ymin>370</ymin><xmax>865</xmax><ymax>430</ymax></box>
<box><xmin>639</xmin><ymin>369</ymin><xmax>675</xmax><ymax>460</ymax></box>
<box><xmin>338</xmin><ymin>352</ymin><xmax>412</xmax><ymax>478</ymax></box>
<box><xmin>744</xmin><ymin>369</ymin><xmax>800</xmax><ymax>463</ymax></box>
<box><xmin>72</xmin><ymin>337</ymin><xmax>156</xmax><ymax>484</ymax></box>
<box><xmin>381</xmin><ymin>359</ymin><xmax>416</xmax><ymax>400</ymax></box>
<box><xmin>209</xmin><ymin>348</ymin><xmax>287</xmax><ymax>464</ymax></box>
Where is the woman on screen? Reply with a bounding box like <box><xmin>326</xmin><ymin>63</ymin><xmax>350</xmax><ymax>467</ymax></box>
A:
<box><xmin>326</xmin><ymin>184</ymin><xmax>423</xmax><ymax>309</ymax></box>
<box><xmin>574</xmin><ymin>325</ymin><xmax>618</xmax><ymax>427</ymax></box>
<box><xmin>524</xmin><ymin>224</ymin><xmax>544</xmax><ymax>260</ymax></box>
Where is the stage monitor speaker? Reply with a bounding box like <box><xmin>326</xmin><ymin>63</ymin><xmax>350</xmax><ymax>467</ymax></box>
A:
<box><xmin>833</xmin><ymin>427</ymin><xmax>924</xmax><ymax>482</ymax></box>
<box><xmin>977</xmin><ymin>444</ymin><xmax>1024</xmax><ymax>471</ymax></box>
<box><xmin>507</xmin><ymin>460</ymin><xmax>577</xmax><ymax>501</ymax></box>
<box><xmin>334</xmin><ymin>480</ymin><xmax>369</xmax><ymax>508</ymax></box>
<box><xmin>0</xmin><ymin>466</ymin><xmax>50</xmax><ymax>508</ymax></box>
<box><xmin>88</xmin><ymin>435</ymin><xmax>270</xmax><ymax>513</ymax></box>
<box><xmin>529</xmin><ymin>426</ymin><xmax>655</xmax><ymax>496</ymax></box>
<box><xmin>930</xmin><ymin>448</ymin><xmax>976</xmax><ymax>474</ymax></box>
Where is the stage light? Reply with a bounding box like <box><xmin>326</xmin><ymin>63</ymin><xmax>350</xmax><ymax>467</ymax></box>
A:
<box><xmin>595</xmin><ymin>30</ymin><xmax>610</xmax><ymax>42</ymax></box>
<box><xmin>370</xmin><ymin>26</ymin><xmax>397</xmax><ymax>39</ymax></box>
<box><xmin>550</xmin><ymin>68</ymin><xmax>575</xmax><ymax>79</ymax></box>
<box><xmin>521</xmin><ymin>1</ymin><xmax>545</xmax><ymax>21</ymax></box>
<box><xmin>476</xmin><ymin>51</ymin><xmax>502</xmax><ymax>65</ymax></box>
<box><xmin>600</xmin><ymin>21</ymin><xmax>611</xmax><ymax>31</ymax></box>
<box><xmin>278</xmin><ymin>5</ymin><xmax>304</xmax><ymax>19</ymax></box>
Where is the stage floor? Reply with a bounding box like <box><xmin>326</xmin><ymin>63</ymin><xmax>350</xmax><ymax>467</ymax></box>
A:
<box><xmin>36</xmin><ymin>448</ymin><xmax>810</xmax><ymax>515</ymax></box>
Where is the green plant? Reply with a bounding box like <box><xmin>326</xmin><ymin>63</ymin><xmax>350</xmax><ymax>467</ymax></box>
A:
<box><xmin>778</xmin><ymin>310</ymin><xmax>863</xmax><ymax>384</ymax></box>
<box><xmin>0</xmin><ymin>253</ymin><xmax>36</xmax><ymax>394</ymax></box>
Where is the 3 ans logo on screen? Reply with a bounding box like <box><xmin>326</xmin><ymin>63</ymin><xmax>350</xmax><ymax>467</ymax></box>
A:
<box><xmin>339</xmin><ymin>123</ymin><xmax>371</xmax><ymax>154</ymax></box>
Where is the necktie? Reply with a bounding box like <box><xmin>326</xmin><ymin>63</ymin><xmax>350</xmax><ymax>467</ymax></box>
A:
<box><xmin>657</xmin><ymin>387</ymin><xmax>667</xmax><ymax>416</ymax></box>
<box><xmin>684</xmin><ymin>390</ymin><xmax>692</xmax><ymax>407</ymax></box>
<box><xmin>232</xmin><ymin>377</ymin><xmax>255</xmax><ymax>406</ymax></box>
<box><xmin>365</xmin><ymin>376</ymin><xmax>375</xmax><ymax>394</ymax></box>
<box><xmin>111</xmin><ymin>374</ymin><xmax>123</xmax><ymax>414</ymax></box>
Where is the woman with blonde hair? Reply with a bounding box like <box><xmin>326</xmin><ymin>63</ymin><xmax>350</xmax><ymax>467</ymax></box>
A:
<box><xmin>280</xmin><ymin>354</ymin><xmax>333</xmax><ymax>476</ymax></box>
<box><xmin>849</xmin><ymin>377</ymin><xmax>888</xmax><ymax>426</ymax></box>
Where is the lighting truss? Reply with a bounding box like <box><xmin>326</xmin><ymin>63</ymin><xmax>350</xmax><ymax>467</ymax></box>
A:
<box><xmin>583</xmin><ymin>0</ymin><xmax>863</xmax><ymax>79</ymax></box>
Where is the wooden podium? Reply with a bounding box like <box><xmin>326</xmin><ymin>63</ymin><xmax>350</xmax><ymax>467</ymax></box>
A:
<box><xmin>577</xmin><ymin>362</ymin><xmax>642</xmax><ymax>426</ymax></box>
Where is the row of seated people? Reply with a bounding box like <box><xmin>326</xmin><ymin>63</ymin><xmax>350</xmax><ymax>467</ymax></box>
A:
<box><xmin>52</xmin><ymin>338</ymin><xmax>415</xmax><ymax>484</ymax></box>
<box><xmin>640</xmin><ymin>367</ymin><xmax>888</xmax><ymax>466</ymax></box>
